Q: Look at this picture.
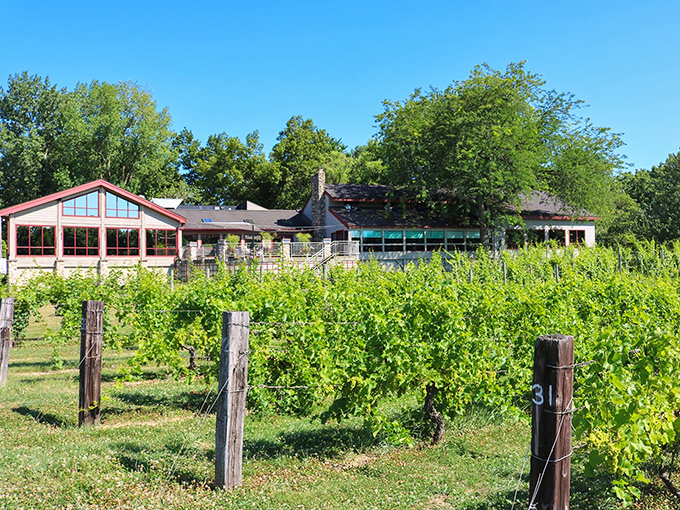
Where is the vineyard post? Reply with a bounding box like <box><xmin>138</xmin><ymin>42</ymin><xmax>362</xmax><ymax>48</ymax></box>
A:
<box><xmin>0</xmin><ymin>298</ymin><xmax>15</xmax><ymax>387</ymax></box>
<box><xmin>529</xmin><ymin>334</ymin><xmax>574</xmax><ymax>509</ymax></box>
<box><xmin>502</xmin><ymin>260</ymin><xmax>507</xmax><ymax>284</ymax></box>
<box><xmin>554</xmin><ymin>264</ymin><xmax>560</xmax><ymax>284</ymax></box>
<box><xmin>215</xmin><ymin>311</ymin><xmax>249</xmax><ymax>490</ymax></box>
<box><xmin>79</xmin><ymin>300</ymin><xmax>103</xmax><ymax>427</ymax></box>
<box><xmin>468</xmin><ymin>267</ymin><xmax>473</xmax><ymax>283</ymax></box>
<box><xmin>170</xmin><ymin>267</ymin><xmax>175</xmax><ymax>292</ymax></box>
<box><xmin>618</xmin><ymin>245</ymin><xmax>622</xmax><ymax>274</ymax></box>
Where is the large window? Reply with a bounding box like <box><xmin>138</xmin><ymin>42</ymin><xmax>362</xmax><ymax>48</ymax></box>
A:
<box><xmin>146</xmin><ymin>229</ymin><xmax>177</xmax><ymax>256</ymax></box>
<box><xmin>63</xmin><ymin>191</ymin><xmax>99</xmax><ymax>217</ymax></box>
<box><xmin>384</xmin><ymin>230</ymin><xmax>404</xmax><ymax>252</ymax></box>
<box><xmin>465</xmin><ymin>231</ymin><xmax>481</xmax><ymax>251</ymax></box>
<box><xmin>16</xmin><ymin>226</ymin><xmax>55</xmax><ymax>256</ymax></box>
<box><xmin>106</xmin><ymin>192</ymin><xmax>140</xmax><ymax>218</ymax></box>
<box><xmin>548</xmin><ymin>229</ymin><xmax>566</xmax><ymax>246</ymax></box>
<box><xmin>106</xmin><ymin>228</ymin><xmax>140</xmax><ymax>256</ymax></box>
<box><xmin>569</xmin><ymin>229</ymin><xmax>586</xmax><ymax>245</ymax></box>
<box><xmin>361</xmin><ymin>230</ymin><xmax>382</xmax><ymax>252</ymax></box>
<box><xmin>446</xmin><ymin>231</ymin><xmax>465</xmax><ymax>251</ymax></box>
<box><xmin>405</xmin><ymin>230</ymin><xmax>425</xmax><ymax>251</ymax></box>
<box><xmin>426</xmin><ymin>231</ymin><xmax>445</xmax><ymax>251</ymax></box>
<box><xmin>63</xmin><ymin>227</ymin><xmax>99</xmax><ymax>256</ymax></box>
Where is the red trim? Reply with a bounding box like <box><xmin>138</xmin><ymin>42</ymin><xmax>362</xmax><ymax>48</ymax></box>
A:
<box><xmin>62</xmin><ymin>190</ymin><xmax>100</xmax><ymax>217</ymax></box>
<box><xmin>106</xmin><ymin>227</ymin><xmax>141</xmax><ymax>257</ymax></box>
<box><xmin>522</xmin><ymin>214</ymin><xmax>598</xmax><ymax>221</ymax></box>
<box><xmin>62</xmin><ymin>225</ymin><xmax>100</xmax><ymax>257</ymax></box>
<box><xmin>146</xmin><ymin>228</ymin><xmax>178</xmax><ymax>257</ymax></box>
<box><xmin>105</xmin><ymin>193</ymin><xmax>141</xmax><ymax>219</ymax></box>
<box><xmin>15</xmin><ymin>224</ymin><xmax>56</xmax><ymax>257</ymax></box>
<box><xmin>0</xmin><ymin>179</ymin><xmax>186</xmax><ymax>224</ymax></box>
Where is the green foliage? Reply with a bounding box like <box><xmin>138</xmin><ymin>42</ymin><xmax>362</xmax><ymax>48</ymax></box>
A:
<box><xmin>376</xmin><ymin>62</ymin><xmax>624</xmax><ymax>246</ymax></box>
<box><xmin>10</xmin><ymin>244</ymin><xmax>680</xmax><ymax>503</ymax></box>
<box><xmin>270</xmin><ymin>116</ymin><xmax>346</xmax><ymax>209</ymax></box>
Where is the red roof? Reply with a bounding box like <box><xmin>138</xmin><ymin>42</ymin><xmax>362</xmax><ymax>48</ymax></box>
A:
<box><xmin>0</xmin><ymin>179</ymin><xmax>186</xmax><ymax>224</ymax></box>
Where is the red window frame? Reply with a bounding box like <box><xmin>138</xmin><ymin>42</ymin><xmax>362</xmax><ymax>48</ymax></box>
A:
<box><xmin>105</xmin><ymin>192</ymin><xmax>140</xmax><ymax>219</ymax></box>
<box><xmin>146</xmin><ymin>229</ymin><xmax>177</xmax><ymax>256</ymax></box>
<box><xmin>569</xmin><ymin>229</ymin><xmax>586</xmax><ymax>245</ymax></box>
<box><xmin>106</xmin><ymin>228</ymin><xmax>140</xmax><ymax>256</ymax></box>
<box><xmin>63</xmin><ymin>226</ymin><xmax>100</xmax><ymax>257</ymax></box>
<box><xmin>16</xmin><ymin>225</ymin><xmax>56</xmax><ymax>256</ymax></box>
<box><xmin>63</xmin><ymin>191</ymin><xmax>99</xmax><ymax>217</ymax></box>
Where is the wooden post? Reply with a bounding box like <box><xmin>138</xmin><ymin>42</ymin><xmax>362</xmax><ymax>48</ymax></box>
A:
<box><xmin>502</xmin><ymin>260</ymin><xmax>507</xmax><ymax>285</ymax></box>
<box><xmin>529</xmin><ymin>334</ymin><xmax>574</xmax><ymax>510</ymax></box>
<box><xmin>79</xmin><ymin>300</ymin><xmax>103</xmax><ymax>427</ymax></box>
<box><xmin>170</xmin><ymin>266</ymin><xmax>175</xmax><ymax>292</ymax></box>
<box><xmin>554</xmin><ymin>264</ymin><xmax>560</xmax><ymax>284</ymax></box>
<box><xmin>215</xmin><ymin>311</ymin><xmax>249</xmax><ymax>489</ymax></box>
<box><xmin>468</xmin><ymin>267</ymin><xmax>473</xmax><ymax>283</ymax></box>
<box><xmin>617</xmin><ymin>245</ymin><xmax>622</xmax><ymax>274</ymax></box>
<box><xmin>0</xmin><ymin>298</ymin><xmax>15</xmax><ymax>387</ymax></box>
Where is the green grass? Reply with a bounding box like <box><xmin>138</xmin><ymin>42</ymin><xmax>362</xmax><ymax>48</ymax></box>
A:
<box><xmin>0</xmin><ymin>341</ymin><xmax>677</xmax><ymax>509</ymax></box>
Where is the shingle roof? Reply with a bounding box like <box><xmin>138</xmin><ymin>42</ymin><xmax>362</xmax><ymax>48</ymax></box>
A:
<box><xmin>324</xmin><ymin>183</ymin><xmax>595</xmax><ymax>220</ymax></box>
<box><xmin>177</xmin><ymin>208</ymin><xmax>311</xmax><ymax>232</ymax></box>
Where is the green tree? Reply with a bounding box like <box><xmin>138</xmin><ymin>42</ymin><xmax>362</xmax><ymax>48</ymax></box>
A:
<box><xmin>623</xmin><ymin>152</ymin><xmax>680</xmax><ymax>242</ymax></box>
<box><xmin>0</xmin><ymin>72</ymin><xmax>70</xmax><ymax>206</ymax></box>
<box><xmin>270</xmin><ymin>116</ymin><xmax>346</xmax><ymax>208</ymax></box>
<box><xmin>377</xmin><ymin>62</ymin><xmax>624</xmax><ymax>246</ymax></box>
<box><xmin>60</xmin><ymin>80</ymin><xmax>182</xmax><ymax>197</ymax></box>
<box><xmin>347</xmin><ymin>140</ymin><xmax>388</xmax><ymax>185</ymax></box>
<box><xmin>187</xmin><ymin>131</ymin><xmax>279</xmax><ymax>207</ymax></box>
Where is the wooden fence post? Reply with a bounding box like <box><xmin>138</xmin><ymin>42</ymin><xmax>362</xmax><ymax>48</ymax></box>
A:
<box><xmin>529</xmin><ymin>334</ymin><xmax>574</xmax><ymax>509</ymax></box>
<box><xmin>0</xmin><ymin>298</ymin><xmax>15</xmax><ymax>387</ymax></box>
<box><xmin>79</xmin><ymin>300</ymin><xmax>103</xmax><ymax>427</ymax></box>
<box><xmin>215</xmin><ymin>311</ymin><xmax>249</xmax><ymax>489</ymax></box>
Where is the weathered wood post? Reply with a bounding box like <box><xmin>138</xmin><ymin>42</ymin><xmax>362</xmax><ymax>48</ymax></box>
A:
<box><xmin>502</xmin><ymin>260</ymin><xmax>507</xmax><ymax>285</ymax></box>
<box><xmin>617</xmin><ymin>245</ymin><xmax>622</xmax><ymax>274</ymax></box>
<box><xmin>468</xmin><ymin>267</ymin><xmax>473</xmax><ymax>283</ymax></box>
<box><xmin>529</xmin><ymin>334</ymin><xmax>574</xmax><ymax>510</ymax></box>
<box><xmin>79</xmin><ymin>300</ymin><xmax>103</xmax><ymax>426</ymax></box>
<box><xmin>215</xmin><ymin>311</ymin><xmax>249</xmax><ymax>489</ymax></box>
<box><xmin>0</xmin><ymin>298</ymin><xmax>15</xmax><ymax>387</ymax></box>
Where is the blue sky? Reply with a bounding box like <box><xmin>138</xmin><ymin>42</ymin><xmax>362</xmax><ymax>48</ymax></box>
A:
<box><xmin>2</xmin><ymin>1</ymin><xmax>679</xmax><ymax>172</ymax></box>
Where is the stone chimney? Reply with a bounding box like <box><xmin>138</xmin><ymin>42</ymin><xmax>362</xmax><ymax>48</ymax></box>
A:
<box><xmin>311</xmin><ymin>167</ymin><xmax>326</xmax><ymax>242</ymax></box>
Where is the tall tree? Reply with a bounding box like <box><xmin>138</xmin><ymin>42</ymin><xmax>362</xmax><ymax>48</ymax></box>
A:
<box><xmin>622</xmin><ymin>152</ymin><xmax>680</xmax><ymax>242</ymax></box>
<box><xmin>377</xmin><ymin>62</ymin><xmax>624</xmax><ymax>246</ymax></box>
<box><xmin>187</xmin><ymin>131</ymin><xmax>279</xmax><ymax>207</ymax></box>
<box><xmin>60</xmin><ymin>80</ymin><xmax>181</xmax><ymax>197</ymax></box>
<box><xmin>0</xmin><ymin>72</ymin><xmax>70</xmax><ymax>206</ymax></box>
<box><xmin>270</xmin><ymin>116</ymin><xmax>345</xmax><ymax>209</ymax></box>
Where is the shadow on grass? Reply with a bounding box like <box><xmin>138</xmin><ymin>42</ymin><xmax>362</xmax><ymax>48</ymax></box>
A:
<box><xmin>244</xmin><ymin>423</ymin><xmax>378</xmax><ymax>461</ymax></box>
<box><xmin>111</xmin><ymin>389</ymin><xmax>211</xmax><ymax>413</ymax></box>
<box><xmin>8</xmin><ymin>360</ymin><xmax>59</xmax><ymax>371</ymax></box>
<box><xmin>12</xmin><ymin>406</ymin><xmax>67</xmax><ymax>427</ymax></box>
<box><xmin>458</xmin><ymin>468</ymin><xmax>617</xmax><ymax>510</ymax></box>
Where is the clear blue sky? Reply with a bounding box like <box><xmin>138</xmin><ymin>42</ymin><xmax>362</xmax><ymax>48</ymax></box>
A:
<box><xmin>3</xmin><ymin>0</ymin><xmax>679</xmax><ymax>172</ymax></box>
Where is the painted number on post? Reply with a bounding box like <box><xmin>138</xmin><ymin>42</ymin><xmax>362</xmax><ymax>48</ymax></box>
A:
<box><xmin>531</xmin><ymin>384</ymin><xmax>553</xmax><ymax>406</ymax></box>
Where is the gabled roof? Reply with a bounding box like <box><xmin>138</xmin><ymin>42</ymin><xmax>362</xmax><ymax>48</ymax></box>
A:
<box><xmin>0</xmin><ymin>179</ymin><xmax>186</xmax><ymax>223</ymax></box>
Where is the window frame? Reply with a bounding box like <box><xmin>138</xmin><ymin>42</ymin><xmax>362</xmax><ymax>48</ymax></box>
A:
<box><xmin>146</xmin><ymin>229</ymin><xmax>178</xmax><ymax>257</ymax></box>
<box><xmin>15</xmin><ymin>225</ymin><xmax>56</xmax><ymax>256</ymax></box>
<box><xmin>106</xmin><ymin>228</ymin><xmax>140</xmax><ymax>257</ymax></box>
<box><xmin>62</xmin><ymin>191</ymin><xmax>100</xmax><ymax>217</ymax></box>
<box><xmin>105</xmin><ymin>192</ymin><xmax>140</xmax><ymax>219</ymax></box>
<box><xmin>62</xmin><ymin>226</ymin><xmax>100</xmax><ymax>257</ymax></box>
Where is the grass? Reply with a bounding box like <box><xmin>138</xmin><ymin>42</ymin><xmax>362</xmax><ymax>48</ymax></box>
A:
<box><xmin>0</xmin><ymin>340</ymin><xmax>678</xmax><ymax>509</ymax></box>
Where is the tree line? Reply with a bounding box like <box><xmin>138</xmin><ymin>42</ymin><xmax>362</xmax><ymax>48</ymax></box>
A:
<box><xmin>0</xmin><ymin>64</ymin><xmax>673</xmax><ymax>245</ymax></box>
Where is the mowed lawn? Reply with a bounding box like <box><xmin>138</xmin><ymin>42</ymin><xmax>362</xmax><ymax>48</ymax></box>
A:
<box><xmin>0</xmin><ymin>325</ymin><xmax>676</xmax><ymax>509</ymax></box>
